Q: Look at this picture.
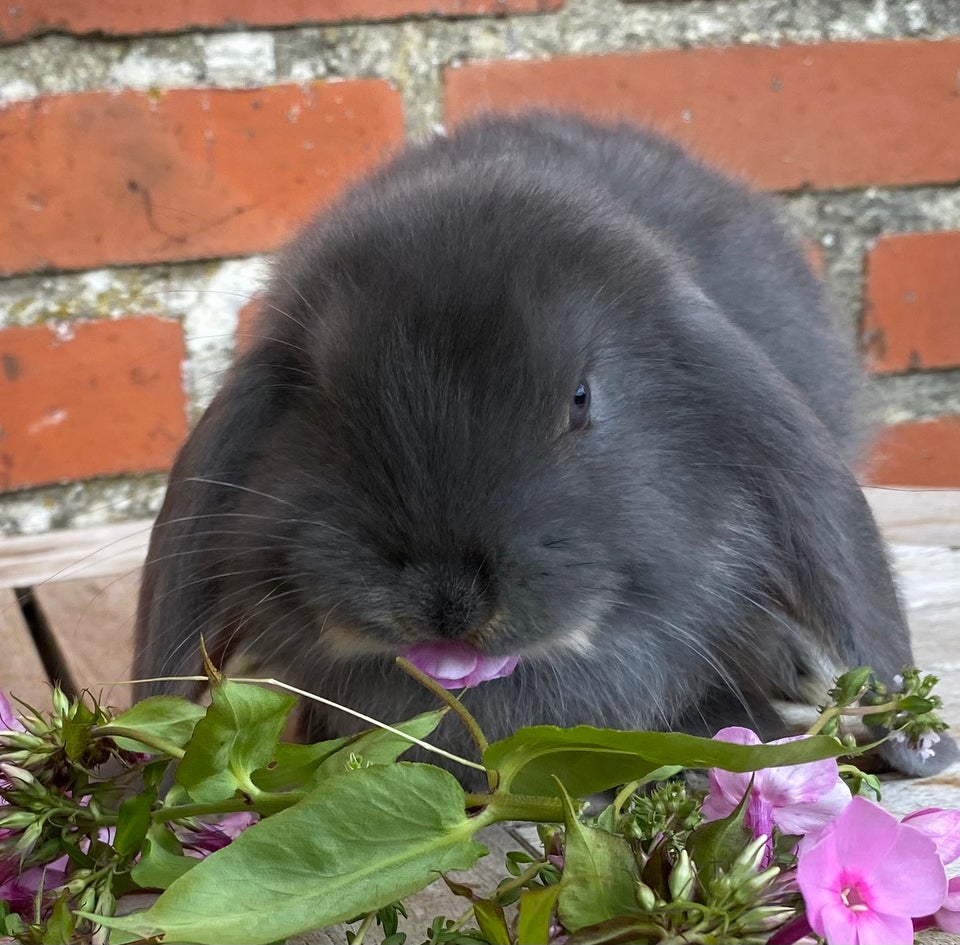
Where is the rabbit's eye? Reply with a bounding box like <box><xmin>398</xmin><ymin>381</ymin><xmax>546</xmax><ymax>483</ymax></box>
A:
<box><xmin>569</xmin><ymin>381</ymin><xmax>590</xmax><ymax>431</ymax></box>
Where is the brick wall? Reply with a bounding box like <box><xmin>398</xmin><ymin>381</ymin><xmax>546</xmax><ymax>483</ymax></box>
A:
<box><xmin>1</xmin><ymin>1</ymin><xmax>959</xmax><ymax>532</ymax></box>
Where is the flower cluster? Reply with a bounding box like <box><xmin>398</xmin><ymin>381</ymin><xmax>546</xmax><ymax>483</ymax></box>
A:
<box><xmin>0</xmin><ymin>663</ymin><xmax>955</xmax><ymax>945</ymax></box>
<box><xmin>703</xmin><ymin>726</ymin><xmax>960</xmax><ymax>945</ymax></box>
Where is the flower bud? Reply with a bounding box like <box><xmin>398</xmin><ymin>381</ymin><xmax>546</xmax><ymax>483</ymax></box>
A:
<box><xmin>732</xmin><ymin>866</ymin><xmax>780</xmax><ymax>905</ymax></box>
<box><xmin>0</xmin><ymin>730</ymin><xmax>44</xmax><ymax>750</ymax></box>
<box><xmin>0</xmin><ymin>762</ymin><xmax>37</xmax><ymax>790</ymax></box>
<box><xmin>13</xmin><ymin>819</ymin><xmax>43</xmax><ymax>854</ymax></box>
<box><xmin>64</xmin><ymin>870</ymin><xmax>94</xmax><ymax>895</ymax></box>
<box><xmin>0</xmin><ymin>808</ymin><xmax>35</xmax><ymax>830</ymax></box>
<box><xmin>732</xmin><ymin>834</ymin><xmax>768</xmax><ymax>874</ymax></box>
<box><xmin>635</xmin><ymin>879</ymin><xmax>658</xmax><ymax>911</ymax></box>
<box><xmin>668</xmin><ymin>849</ymin><xmax>695</xmax><ymax>902</ymax></box>
<box><xmin>736</xmin><ymin>905</ymin><xmax>795</xmax><ymax>933</ymax></box>
<box><xmin>51</xmin><ymin>687</ymin><xmax>70</xmax><ymax>717</ymax></box>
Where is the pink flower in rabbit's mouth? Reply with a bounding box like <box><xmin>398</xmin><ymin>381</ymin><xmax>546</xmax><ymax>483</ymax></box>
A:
<box><xmin>400</xmin><ymin>642</ymin><xmax>519</xmax><ymax>689</ymax></box>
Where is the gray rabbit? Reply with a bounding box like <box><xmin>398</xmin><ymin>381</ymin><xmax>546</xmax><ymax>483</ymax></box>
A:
<box><xmin>135</xmin><ymin>113</ymin><xmax>954</xmax><ymax>778</ymax></box>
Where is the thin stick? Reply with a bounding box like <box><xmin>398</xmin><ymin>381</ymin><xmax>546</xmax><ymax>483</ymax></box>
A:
<box><xmin>122</xmin><ymin>675</ymin><xmax>486</xmax><ymax>772</ymax></box>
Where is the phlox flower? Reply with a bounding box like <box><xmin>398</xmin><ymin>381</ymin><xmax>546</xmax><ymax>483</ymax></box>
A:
<box><xmin>702</xmin><ymin>726</ymin><xmax>851</xmax><ymax>858</ymax></box>
<box><xmin>400</xmin><ymin>642</ymin><xmax>519</xmax><ymax>689</ymax></box>
<box><xmin>0</xmin><ymin>691</ymin><xmax>25</xmax><ymax>736</ymax></box>
<box><xmin>179</xmin><ymin>812</ymin><xmax>258</xmax><ymax>858</ymax></box>
<box><xmin>797</xmin><ymin>796</ymin><xmax>946</xmax><ymax>945</ymax></box>
<box><xmin>902</xmin><ymin>807</ymin><xmax>960</xmax><ymax>934</ymax></box>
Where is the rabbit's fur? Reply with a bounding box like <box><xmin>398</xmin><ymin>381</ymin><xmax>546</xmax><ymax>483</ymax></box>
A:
<box><xmin>135</xmin><ymin>113</ymin><xmax>953</xmax><ymax>777</ymax></box>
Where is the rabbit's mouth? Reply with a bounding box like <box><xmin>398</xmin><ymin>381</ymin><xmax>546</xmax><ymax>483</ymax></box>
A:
<box><xmin>400</xmin><ymin>641</ymin><xmax>519</xmax><ymax>690</ymax></box>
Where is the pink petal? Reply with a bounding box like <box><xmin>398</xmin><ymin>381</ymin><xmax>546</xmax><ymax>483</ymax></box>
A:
<box><xmin>902</xmin><ymin>808</ymin><xmax>960</xmax><ymax>865</ymax></box>
<box><xmin>831</xmin><ymin>797</ymin><xmax>902</xmax><ymax>868</ymax></box>
<box><xmin>934</xmin><ymin>876</ymin><xmax>960</xmax><ymax>934</ymax></box>
<box><xmin>0</xmin><ymin>692</ymin><xmax>25</xmax><ymax>734</ymax></box>
<box><xmin>702</xmin><ymin>728</ymin><xmax>761</xmax><ymax>821</ymax></box>
<box><xmin>815</xmin><ymin>900</ymin><xmax>860</xmax><ymax>944</ymax></box>
<box><xmin>712</xmin><ymin>726</ymin><xmax>763</xmax><ymax>746</ymax></box>
<box><xmin>845</xmin><ymin>909</ymin><xmax>915</xmax><ymax>945</ymax></box>
<box><xmin>774</xmin><ymin>778</ymin><xmax>851</xmax><ymax>836</ymax></box>
<box><xmin>869</xmin><ymin>821</ymin><xmax>947</xmax><ymax>917</ymax></box>
<box><xmin>400</xmin><ymin>642</ymin><xmax>518</xmax><ymax>689</ymax></box>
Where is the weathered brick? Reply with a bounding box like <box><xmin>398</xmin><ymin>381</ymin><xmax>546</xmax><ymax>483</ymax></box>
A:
<box><xmin>865</xmin><ymin>416</ymin><xmax>960</xmax><ymax>488</ymax></box>
<box><xmin>0</xmin><ymin>0</ymin><xmax>562</xmax><ymax>43</ymax></box>
<box><xmin>0</xmin><ymin>318</ymin><xmax>188</xmax><ymax>491</ymax></box>
<box><xmin>0</xmin><ymin>81</ymin><xmax>403</xmax><ymax>275</ymax></box>
<box><xmin>862</xmin><ymin>230</ymin><xmax>960</xmax><ymax>374</ymax></box>
<box><xmin>235</xmin><ymin>296</ymin><xmax>264</xmax><ymax>356</ymax></box>
<box><xmin>444</xmin><ymin>40</ymin><xmax>960</xmax><ymax>191</ymax></box>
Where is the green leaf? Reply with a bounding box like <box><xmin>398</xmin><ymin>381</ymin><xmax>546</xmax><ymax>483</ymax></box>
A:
<box><xmin>110</xmin><ymin>696</ymin><xmax>206</xmax><ymax>753</ymax></box>
<box><xmin>473</xmin><ymin>900</ymin><xmax>510</xmax><ymax>945</ymax></box>
<box><xmin>556</xmin><ymin>781</ymin><xmax>639</xmax><ymax>934</ymax></box>
<box><xmin>314</xmin><ymin>710</ymin><xmax>446</xmax><ymax>779</ymax></box>
<box><xmin>685</xmin><ymin>777</ymin><xmax>752</xmax><ymax>880</ymax></box>
<box><xmin>517</xmin><ymin>884</ymin><xmax>561</xmax><ymax>945</ymax></box>
<box><xmin>176</xmin><ymin>680</ymin><xmax>297</xmax><ymax>803</ymax></box>
<box><xmin>114</xmin><ymin>788</ymin><xmax>156</xmax><ymax>857</ymax></box>
<box><xmin>563</xmin><ymin>916</ymin><xmax>662</xmax><ymax>944</ymax></box>
<box><xmin>94</xmin><ymin>763</ymin><xmax>489</xmax><ymax>945</ymax></box>
<box><xmin>40</xmin><ymin>894</ymin><xmax>75</xmax><ymax>945</ymax></box>
<box><xmin>130</xmin><ymin>824</ymin><xmax>198</xmax><ymax>890</ymax></box>
<box><xmin>250</xmin><ymin>737</ymin><xmax>351</xmax><ymax>792</ymax></box>
<box><xmin>63</xmin><ymin>700</ymin><xmax>96</xmax><ymax>760</ymax></box>
<box><xmin>484</xmin><ymin>726</ymin><xmax>845</xmax><ymax>797</ymax></box>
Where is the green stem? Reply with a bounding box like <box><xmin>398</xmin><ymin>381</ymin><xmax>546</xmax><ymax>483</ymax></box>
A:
<box><xmin>350</xmin><ymin>910</ymin><xmax>377</xmax><ymax>945</ymax></box>
<box><xmin>395</xmin><ymin>659</ymin><xmax>490</xmax><ymax>753</ymax></box>
<box><xmin>806</xmin><ymin>698</ymin><xmax>901</xmax><ymax>736</ymax></box>
<box><xmin>465</xmin><ymin>791</ymin><xmax>565</xmax><ymax>824</ymax></box>
<box><xmin>146</xmin><ymin>792</ymin><xmax>305</xmax><ymax>825</ymax></box>
<box><xmin>93</xmin><ymin>725</ymin><xmax>186</xmax><ymax>759</ymax></box>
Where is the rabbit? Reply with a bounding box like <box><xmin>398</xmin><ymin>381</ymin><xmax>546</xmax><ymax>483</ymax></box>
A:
<box><xmin>134</xmin><ymin>111</ymin><xmax>954</xmax><ymax>780</ymax></box>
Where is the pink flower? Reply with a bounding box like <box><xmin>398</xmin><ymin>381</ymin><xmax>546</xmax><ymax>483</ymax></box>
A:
<box><xmin>797</xmin><ymin>796</ymin><xmax>947</xmax><ymax>945</ymax></box>
<box><xmin>902</xmin><ymin>807</ymin><xmax>960</xmax><ymax>934</ymax></box>
<box><xmin>400</xmin><ymin>642</ymin><xmax>519</xmax><ymax>689</ymax></box>
<box><xmin>178</xmin><ymin>812</ymin><xmax>258</xmax><ymax>858</ymax></box>
<box><xmin>0</xmin><ymin>692</ymin><xmax>25</xmax><ymax>736</ymax></box>
<box><xmin>0</xmin><ymin>854</ymin><xmax>68</xmax><ymax>918</ymax></box>
<box><xmin>702</xmin><ymin>726</ymin><xmax>851</xmax><ymax>856</ymax></box>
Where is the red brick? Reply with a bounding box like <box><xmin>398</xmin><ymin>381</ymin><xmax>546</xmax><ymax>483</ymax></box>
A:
<box><xmin>0</xmin><ymin>318</ymin><xmax>188</xmax><ymax>491</ymax></box>
<box><xmin>864</xmin><ymin>416</ymin><xmax>960</xmax><ymax>488</ymax></box>
<box><xmin>0</xmin><ymin>82</ymin><xmax>403</xmax><ymax>275</ymax></box>
<box><xmin>235</xmin><ymin>296</ymin><xmax>264</xmax><ymax>356</ymax></box>
<box><xmin>444</xmin><ymin>40</ymin><xmax>960</xmax><ymax>191</ymax></box>
<box><xmin>0</xmin><ymin>0</ymin><xmax>562</xmax><ymax>43</ymax></box>
<box><xmin>862</xmin><ymin>231</ymin><xmax>960</xmax><ymax>374</ymax></box>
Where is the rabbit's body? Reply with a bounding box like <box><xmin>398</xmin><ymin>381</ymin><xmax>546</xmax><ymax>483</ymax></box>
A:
<box><xmin>136</xmin><ymin>114</ymin><xmax>947</xmax><ymax>776</ymax></box>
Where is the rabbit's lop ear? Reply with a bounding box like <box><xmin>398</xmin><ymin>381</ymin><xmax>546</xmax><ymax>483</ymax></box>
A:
<box><xmin>134</xmin><ymin>355</ymin><xmax>289</xmax><ymax>696</ymax></box>
<box><xmin>682</xmin><ymin>303</ymin><xmax>955</xmax><ymax>774</ymax></box>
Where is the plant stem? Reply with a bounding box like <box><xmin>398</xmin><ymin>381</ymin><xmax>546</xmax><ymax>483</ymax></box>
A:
<box><xmin>465</xmin><ymin>791</ymin><xmax>565</xmax><ymax>824</ymax></box>
<box><xmin>395</xmin><ymin>657</ymin><xmax>497</xmax><ymax>791</ymax></box>
<box><xmin>92</xmin><ymin>725</ymin><xmax>186</xmax><ymax>760</ymax></box>
<box><xmin>145</xmin><ymin>792</ymin><xmax>304</xmax><ymax>825</ymax></box>
<box><xmin>806</xmin><ymin>699</ymin><xmax>900</xmax><ymax>736</ymax></box>
<box><xmin>350</xmin><ymin>910</ymin><xmax>377</xmax><ymax>945</ymax></box>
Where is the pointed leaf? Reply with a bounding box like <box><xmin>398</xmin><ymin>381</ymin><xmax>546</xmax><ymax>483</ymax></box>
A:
<box><xmin>109</xmin><ymin>696</ymin><xmax>206</xmax><ymax>753</ymax></box>
<box><xmin>473</xmin><ymin>900</ymin><xmax>510</xmax><ymax>945</ymax></box>
<box><xmin>484</xmin><ymin>726</ymin><xmax>844</xmax><ymax>797</ymax></box>
<box><xmin>114</xmin><ymin>788</ymin><xmax>156</xmax><ymax>857</ymax></box>
<box><xmin>130</xmin><ymin>824</ymin><xmax>198</xmax><ymax>890</ymax></box>
<box><xmin>176</xmin><ymin>680</ymin><xmax>296</xmax><ymax>802</ymax></box>
<box><xmin>556</xmin><ymin>781</ymin><xmax>639</xmax><ymax>934</ymax></box>
<box><xmin>517</xmin><ymin>884</ymin><xmax>561</xmax><ymax>945</ymax></box>
<box><xmin>94</xmin><ymin>763</ymin><xmax>489</xmax><ymax>945</ymax></box>
<box><xmin>315</xmin><ymin>709</ymin><xmax>446</xmax><ymax>779</ymax></box>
